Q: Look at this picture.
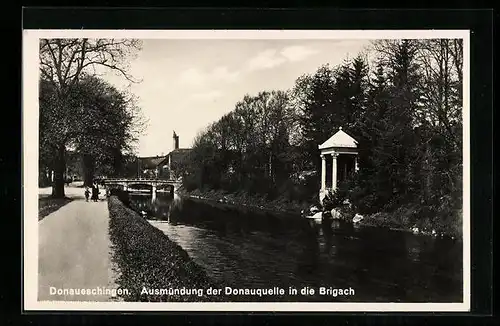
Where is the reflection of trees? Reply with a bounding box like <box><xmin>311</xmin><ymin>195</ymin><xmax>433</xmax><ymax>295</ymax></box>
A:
<box><xmin>129</xmin><ymin>194</ymin><xmax>174</xmax><ymax>219</ymax></box>
<box><xmin>321</xmin><ymin>220</ymin><xmax>334</xmax><ymax>255</ymax></box>
<box><xmin>404</xmin><ymin>234</ymin><xmax>423</xmax><ymax>262</ymax></box>
<box><xmin>166</xmin><ymin>195</ymin><xmax>184</xmax><ymax>223</ymax></box>
<box><xmin>295</xmin><ymin>223</ymin><xmax>320</xmax><ymax>275</ymax></box>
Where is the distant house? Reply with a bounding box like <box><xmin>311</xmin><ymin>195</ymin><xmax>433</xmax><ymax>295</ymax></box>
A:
<box><xmin>136</xmin><ymin>131</ymin><xmax>192</xmax><ymax>179</ymax></box>
<box><xmin>136</xmin><ymin>155</ymin><xmax>168</xmax><ymax>179</ymax></box>
<box><xmin>161</xmin><ymin>148</ymin><xmax>192</xmax><ymax>178</ymax></box>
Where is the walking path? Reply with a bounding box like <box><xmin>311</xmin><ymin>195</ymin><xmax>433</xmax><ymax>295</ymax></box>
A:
<box><xmin>38</xmin><ymin>185</ymin><xmax>120</xmax><ymax>302</ymax></box>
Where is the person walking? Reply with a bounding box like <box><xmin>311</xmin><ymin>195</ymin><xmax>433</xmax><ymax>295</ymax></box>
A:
<box><xmin>84</xmin><ymin>187</ymin><xmax>90</xmax><ymax>202</ymax></box>
<box><xmin>91</xmin><ymin>183</ymin><xmax>99</xmax><ymax>202</ymax></box>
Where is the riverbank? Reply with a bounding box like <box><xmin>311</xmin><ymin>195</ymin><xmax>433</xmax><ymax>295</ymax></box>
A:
<box><xmin>364</xmin><ymin>209</ymin><xmax>461</xmax><ymax>239</ymax></box>
<box><xmin>177</xmin><ymin>188</ymin><xmax>462</xmax><ymax>240</ymax></box>
<box><xmin>107</xmin><ymin>196</ymin><xmax>226</xmax><ymax>302</ymax></box>
<box><xmin>177</xmin><ymin>188</ymin><xmax>310</xmax><ymax>217</ymax></box>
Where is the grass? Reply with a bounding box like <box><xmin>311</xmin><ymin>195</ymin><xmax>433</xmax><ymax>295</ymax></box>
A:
<box><xmin>107</xmin><ymin>196</ymin><xmax>227</xmax><ymax>302</ymax></box>
<box><xmin>38</xmin><ymin>195</ymin><xmax>73</xmax><ymax>221</ymax></box>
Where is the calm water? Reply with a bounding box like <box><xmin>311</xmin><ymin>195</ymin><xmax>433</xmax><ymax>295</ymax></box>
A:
<box><xmin>128</xmin><ymin>193</ymin><xmax>463</xmax><ymax>302</ymax></box>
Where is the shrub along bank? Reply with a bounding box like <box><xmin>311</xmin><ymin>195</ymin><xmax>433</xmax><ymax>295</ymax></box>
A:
<box><xmin>107</xmin><ymin>195</ymin><xmax>226</xmax><ymax>302</ymax></box>
<box><xmin>178</xmin><ymin>188</ymin><xmax>312</xmax><ymax>216</ymax></box>
<box><xmin>324</xmin><ymin>186</ymin><xmax>462</xmax><ymax>239</ymax></box>
<box><xmin>179</xmin><ymin>187</ymin><xmax>461</xmax><ymax>239</ymax></box>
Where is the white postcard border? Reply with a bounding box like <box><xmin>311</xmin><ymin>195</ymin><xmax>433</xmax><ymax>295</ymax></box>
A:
<box><xmin>22</xmin><ymin>29</ymin><xmax>471</xmax><ymax>312</ymax></box>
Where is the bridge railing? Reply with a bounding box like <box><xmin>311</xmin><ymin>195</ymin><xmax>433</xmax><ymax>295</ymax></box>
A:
<box><xmin>103</xmin><ymin>178</ymin><xmax>160</xmax><ymax>181</ymax></box>
<box><xmin>103</xmin><ymin>177</ymin><xmax>182</xmax><ymax>183</ymax></box>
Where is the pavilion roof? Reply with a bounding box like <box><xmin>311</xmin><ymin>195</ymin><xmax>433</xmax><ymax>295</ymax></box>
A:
<box><xmin>319</xmin><ymin>127</ymin><xmax>358</xmax><ymax>150</ymax></box>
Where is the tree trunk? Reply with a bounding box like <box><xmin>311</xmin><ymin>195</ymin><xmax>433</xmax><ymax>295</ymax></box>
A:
<box><xmin>82</xmin><ymin>154</ymin><xmax>95</xmax><ymax>187</ymax></box>
<box><xmin>51</xmin><ymin>145</ymin><xmax>66</xmax><ymax>198</ymax></box>
<box><xmin>268</xmin><ymin>152</ymin><xmax>273</xmax><ymax>180</ymax></box>
<box><xmin>45</xmin><ymin>169</ymin><xmax>51</xmax><ymax>186</ymax></box>
<box><xmin>39</xmin><ymin>166</ymin><xmax>50</xmax><ymax>187</ymax></box>
<box><xmin>424</xmin><ymin>140</ymin><xmax>432</xmax><ymax>202</ymax></box>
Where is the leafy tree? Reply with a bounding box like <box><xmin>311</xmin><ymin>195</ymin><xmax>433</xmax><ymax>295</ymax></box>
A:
<box><xmin>182</xmin><ymin>38</ymin><xmax>463</xmax><ymax>234</ymax></box>
<box><xmin>39</xmin><ymin>38</ymin><xmax>142</xmax><ymax>197</ymax></box>
<box><xmin>359</xmin><ymin>38</ymin><xmax>463</xmax><ymax>217</ymax></box>
<box><xmin>39</xmin><ymin>74</ymin><xmax>144</xmax><ymax>190</ymax></box>
<box><xmin>185</xmin><ymin>90</ymin><xmax>299</xmax><ymax>198</ymax></box>
<box><xmin>70</xmin><ymin>76</ymin><xmax>143</xmax><ymax>186</ymax></box>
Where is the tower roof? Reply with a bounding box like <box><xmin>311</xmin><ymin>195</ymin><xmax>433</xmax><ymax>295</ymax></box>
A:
<box><xmin>319</xmin><ymin>127</ymin><xmax>358</xmax><ymax>149</ymax></box>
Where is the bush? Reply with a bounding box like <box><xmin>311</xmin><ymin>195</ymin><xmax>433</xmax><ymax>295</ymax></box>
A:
<box><xmin>182</xmin><ymin>176</ymin><xmax>199</xmax><ymax>192</ymax></box>
<box><xmin>109</xmin><ymin>188</ymin><xmax>130</xmax><ymax>207</ymax></box>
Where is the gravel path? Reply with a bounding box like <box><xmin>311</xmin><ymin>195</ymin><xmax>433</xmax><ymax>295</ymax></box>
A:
<box><xmin>38</xmin><ymin>186</ymin><xmax>119</xmax><ymax>301</ymax></box>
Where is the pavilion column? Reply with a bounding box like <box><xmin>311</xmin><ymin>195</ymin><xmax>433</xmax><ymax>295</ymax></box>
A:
<box><xmin>331</xmin><ymin>152</ymin><xmax>338</xmax><ymax>191</ymax></box>
<box><xmin>320</xmin><ymin>154</ymin><xmax>326</xmax><ymax>191</ymax></box>
<box><xmin>354</xmin><ymin>156</ymin><xmax>359</xmax><ymax>172</ymax></box>
<box><xmin>152</xmin><ymin>184</ymin><xmax>157</xmax><ymax>200</ymax></box>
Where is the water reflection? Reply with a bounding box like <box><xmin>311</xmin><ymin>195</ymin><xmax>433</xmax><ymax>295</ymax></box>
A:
<box><xmin>128</xmin><ymin>193</ymin><xmax>463</xmax><ymax>302</ymax></box>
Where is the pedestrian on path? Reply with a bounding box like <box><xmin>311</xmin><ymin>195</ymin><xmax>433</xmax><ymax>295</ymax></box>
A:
<box><xmin>91</xmin><ymin>183</ymin><xmax>99</xmax><ymax>202</ymax></box>
<box><xmin>84</xmin><ymin>187</ymin><xmax>90</xmax><ymax>202</ymax></box>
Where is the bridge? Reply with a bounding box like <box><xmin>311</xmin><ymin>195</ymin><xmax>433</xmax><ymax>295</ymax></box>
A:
<box><xmin>102</xmin><ymin>178</ymin><xmax>182</xmax><ymax>199</ymax></box>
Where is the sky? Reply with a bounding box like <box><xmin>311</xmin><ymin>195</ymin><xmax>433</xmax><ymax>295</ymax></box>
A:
<box><xmin>102</xmin><ymin>39</ymin><xmax>372</xmax><ymax>157</ymax></box>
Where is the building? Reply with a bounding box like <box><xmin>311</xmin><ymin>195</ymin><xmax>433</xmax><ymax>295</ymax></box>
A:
<box><xmin>136</xmin><ymin>131</ymin><xmax>192</xmax><ymax>179</ymax></box>
<box><xmin>318</xmin><ymin>127</ymin><xmax>359</xmax><ymax>202</ymax></box>
<box><xmin>136</xmin><ymin>155</ymin><xmax>168</xmax><ymax>179</ymax></box>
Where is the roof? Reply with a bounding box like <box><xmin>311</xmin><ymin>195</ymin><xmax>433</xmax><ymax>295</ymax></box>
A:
<box><xmin>168</xmin><ymin>148</ymin><xmax>192</xmax><ymax>164</ymax></box>
<box><xmin>155</xmin><ymin>148</ymin><xmax>192</xmax><ymax>166</ymax></box>
<box><xmin>319</xmin><ymin>127</ymin><xmax>358</xmax><ymax>149</ymax></box>
<box><xmin>170</xmin><ymin>148</ymin><xmax>191</xmax><ymax>154</ymax></box>
<box><xmin>138</xmin><ymin>156</ymin><xmax>167</xmax><ymax>169</ymax></box>
<box><xmin>138</xmin><ymin>149</ymin><xmax>193</xmax><ymax>169</ymax></box>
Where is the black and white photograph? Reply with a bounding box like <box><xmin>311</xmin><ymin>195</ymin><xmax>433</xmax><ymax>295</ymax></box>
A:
<box><xmin>23</xmin><ymin>30</ymin><xmax>469</xmax><ymax>311</ymax></box>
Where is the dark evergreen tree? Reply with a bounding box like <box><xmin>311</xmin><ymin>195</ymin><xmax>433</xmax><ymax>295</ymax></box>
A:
<box><xmin>293</xmin><ymin>65</ymin><xmax>337</xmax><ymax>175</ymax></box>
<box><xmin>351</xmin><ymin>61</ymin><xmax>391</xmax><ymax>212</ymax></box>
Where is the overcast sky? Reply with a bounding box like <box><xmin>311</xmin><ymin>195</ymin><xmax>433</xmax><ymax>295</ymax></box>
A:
<box><xmin>102</xmin><ymin>39</ymin><xmax>372</xmax><ymax>157</ymax></box>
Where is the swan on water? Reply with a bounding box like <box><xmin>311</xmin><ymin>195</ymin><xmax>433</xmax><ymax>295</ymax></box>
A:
<box><xmin>352</xmin><ymin>213</ymin><xmax>364</xmax><ymax>223</ymax></box>
<box><xmin>310</xmin><ymin>206</ymin><xmax>320</xmax><ymax>214</ymax></box>
<box><xmin>331</xmin><ymin>208</ymin><xmax>341</xmax><ymax>220</ymax></box>
<box><xmin>305</xmin><ymin>211</ymin><xmax>323</xmax><ymax>221</ymax></box>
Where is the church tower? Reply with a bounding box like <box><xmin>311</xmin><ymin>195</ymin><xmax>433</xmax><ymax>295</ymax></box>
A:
<box><xmin>173</xmin><ymin>131</ymin><xmax>179</xmax><ymax>150</ymax></box>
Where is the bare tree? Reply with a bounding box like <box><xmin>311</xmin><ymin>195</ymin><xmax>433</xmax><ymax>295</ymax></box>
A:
<box><xmin>39</xmin><ymin>38</ymin><xmax>142</xmax><ymax>198</ymax></box>
<box><xmin>40</xmin><ymin>39</ymin><xmax>142</xmax><ymax>94</ymax></box>
<box><xmin>371</xmin><ymin>39</ymin><xmax>463</xmax><ymax>149</ymax></box>
<box><xmin>416</xmin><ymin>39</ymin><xmax>463</xmax><ymax>149</ymax></box>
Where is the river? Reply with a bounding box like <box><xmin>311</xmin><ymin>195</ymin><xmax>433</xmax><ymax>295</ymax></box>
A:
<box><xmin>128</xmin><ymin>193</ymin><xmax>463</xmax><ymax>302</ymax></box>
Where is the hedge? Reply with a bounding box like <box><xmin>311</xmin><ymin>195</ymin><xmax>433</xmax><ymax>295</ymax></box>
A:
<box><xmin>108</xmin><ymin>196</ymin><xmax>226</xmax><ymax>302</ymax></box>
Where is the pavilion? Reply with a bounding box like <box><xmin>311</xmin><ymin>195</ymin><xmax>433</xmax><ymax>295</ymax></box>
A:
<box><xmin>318</xmin><ymin>127</ymin><xmax>359</xmax><ymax>202</ymax></box>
